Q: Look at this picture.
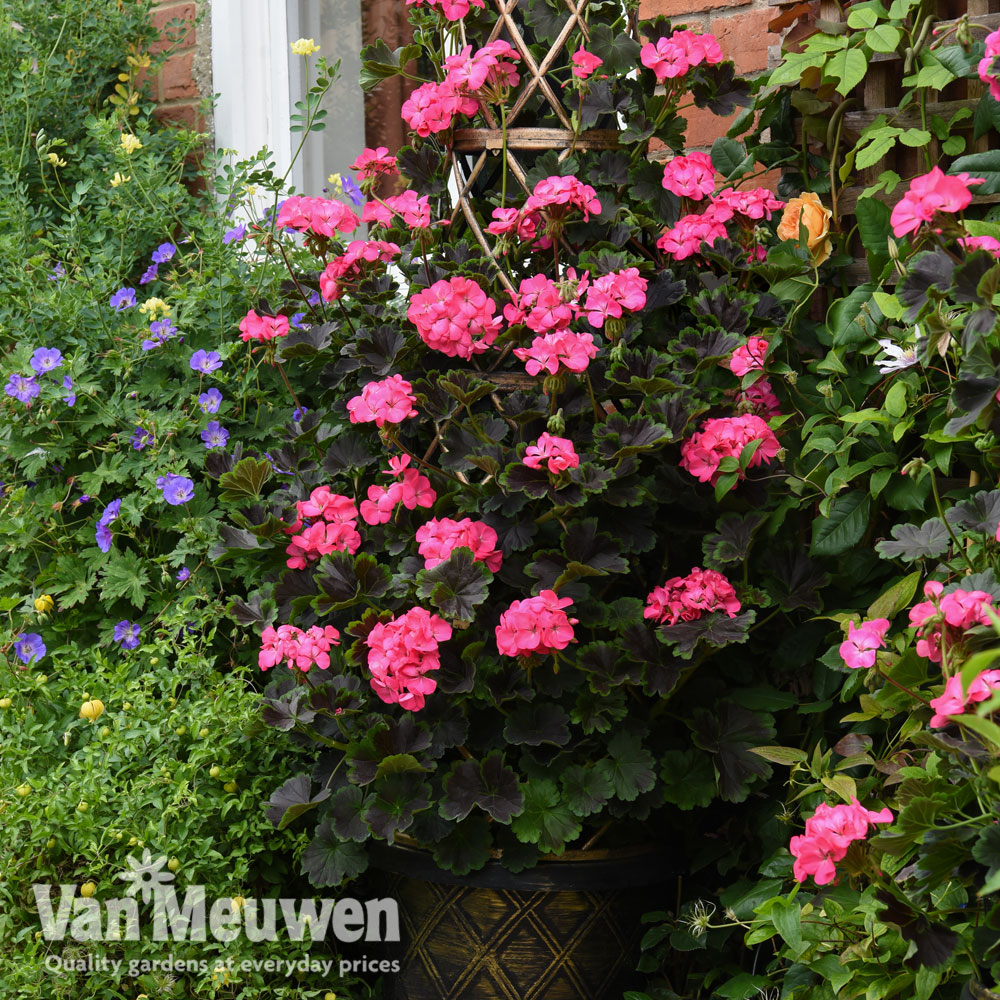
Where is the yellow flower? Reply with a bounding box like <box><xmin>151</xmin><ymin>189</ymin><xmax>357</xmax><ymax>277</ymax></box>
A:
<box><xmin>34</xmin><ymin>594</ymin><xmax>54</xmax><ymax>613</ymax></box>
<box><xmin>138</xmin><ymin>297</ymin><xmax>171</xmax><ymax>320</ymax></box>
<box><xmin>120</xmin><ymin>133</ymin><xmax>143</xmax><ymax>154</ymax></box>
<box><xmin>231</xmin><ymin>895</ymin><xmax>246</xmax><ymax>911</ymax></box>
<box><xmin>290</xmin><ymin>37</ymin><xmax>320</xmax><ymax>56</ymax></box>
<box><xmin>327</xmin><ymin>173</ymin><xmax>344</xmax><ymax>196</ymax></box>
<box><xmin>110</xmin><ymin>172</ymin><xmax>130</xmax><ymax>187</ymax></box>
<box><xmin>46</xmin><ymin>152</ymin><xmax>67</xmax><ymax>167</ymax></box>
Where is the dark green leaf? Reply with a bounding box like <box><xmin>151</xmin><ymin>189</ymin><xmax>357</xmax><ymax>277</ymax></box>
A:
<box><xmin>415</xmin><ymin>548</ymin><xmax>493</xmax><ymax>621</ymax></box>
<box><xmin>300</xmin><ymin>819</ymin><xmax>369</xmax><ymax>887</ymax></box>
<box><xmin>810</xmin><ymin>491</ymin><xmax>871</xmax><ymax>557</ymax></box>
<box><xmin>875</xmin><ymin>518</ymin><xmax>950</xmax><ymax>562</ymax></box>
<box><xmin>266</xmin><ymin>773</ymin><xmax>330</xmax><ymax>830</ymax></box>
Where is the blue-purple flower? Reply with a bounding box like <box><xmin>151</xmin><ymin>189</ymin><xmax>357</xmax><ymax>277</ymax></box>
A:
<box><xmin>341</xmin><ymin>174</ymin><xmax>364</xmax><ymax>206</ymax></box>
<box><xmin>142</xmin><ymin>317</ymin><xmax>178</xmax><ymax>351</ymax></box>
<box><xmin>290</xmin><ymin>312</ymin><xmax>308</xmax><ymax>330</ymax></box>
<box><xmin>176</xmin><ymin>566</ymin><xmax>190</xmax><ymax>582</ymax></box>
<box><xmin>95</xmin><ymin>498</ymin><xmax>122</xmax><ymax>552</ymax></box>
<box><xmin>157</xmin><ymin>474</ymin><xmax>194</xmax><ymax>505</ymax></box>
<box><xmin>292</xmin><ymin>406</ymin><xmax>308</xmax><ymax>422</ymax></box>
<box><xmin>200</xmin><ymin>421</ymin><xmax>229</xmax><ymax>449</ymax></box>
<box><xmin>113</xmin><ymin>620</ymin><xmax>141</xmax><ymax>650</ymax></box>
<box><xmin>13</xmin><ymin>633</ymin><xmax>46</xmax><ymax>665</ymax></box>
<box><xmin>30</xmin><ymin>348</ymin><xmax>63</xmax><ymax>374</ymax></box>
<box><xmin>110</xmin><ymin>287</ymin><xmax>136</xmax><ymax>310</ymax></box>
<box><xmin>48</xmin><ymin>262</ymin><xmax>66</xmax><ymax>281</ymax></box>
<box><xmin>198</xmin><ymin>388</ymin><xmax>222</xmax><ymax>413</ymax></box>
<box><xmin>5</xmin><ymin>374</ymin><xmax>40</xmax><ymax>403</ymax></box>
<box><xmin>223</xmin><ymin>224</ymin><xmax>247</xmax><ymax>244</ymax></box>
<box><xmin>62</xmin><ymin>375</ymin><xmax>76</xmax><ymax>407</ymax></box>
<box><xmin>189</xmin><ymin>350</ymin><xmax>222</xmax><ymax>374</ymax></box>
<box><xmin>307</xmin><ymin>290</ymin><xmax>321</xmax><ymax>308</ymax></box>
<box><xmin>151</xmin><ymin>242</ymin><xmax>177</xmax><ymax>263</ymax></box>
<box><xmin>131</xmin><ymin>426</ymin><xmax>153</xmax><ymax>450</ymax></box>
<box><xmin>140</xmin><ymin>263</ymin><xmax>158</xmax><ymax>284</ymax></box>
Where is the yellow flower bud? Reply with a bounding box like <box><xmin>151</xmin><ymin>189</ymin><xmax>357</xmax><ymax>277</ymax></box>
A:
<box><xmin>34</xmin><ymin>594</ymin><xmax>54</xmax><ymax>613</ymax></box>
<box><xmin>290</xmin><ymin>37</ymin><xmax>321</xmax><ymax>56</ymax></box>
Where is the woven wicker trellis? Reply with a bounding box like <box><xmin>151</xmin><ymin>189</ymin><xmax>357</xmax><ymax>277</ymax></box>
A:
<box><xmin>445</xmin><ymin>0</ymin><xmax>633</xmax><ymax>287</ymax></box>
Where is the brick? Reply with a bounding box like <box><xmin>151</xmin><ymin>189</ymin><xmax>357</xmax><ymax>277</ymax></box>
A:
<box><xmin>682</xmin><ymin>104</ymin><xmax>741</xmax><ymax>149</ymax></box>
<box><xmin>156</xmin><ymin>51</ymin><xmax>198</xmax><ymax>101</ymax></box>
<box><xmin>710</xmin><ymin>8</ymin><xmax>781</xmax><ymax>74</ymax></box>
<box><xmin>154</xmin><ymin>101</ymin><xmax>201</xmax><ymax>130</ymax></box>
<box><xmin>639</xmin><ymin>0</ymin><xmax>749</xmax><ymax>21</ymax></box>
<box><xmin>150</xmin><ymin>2</ymin><xmax>196</xmax><ymax>53</ymax></box>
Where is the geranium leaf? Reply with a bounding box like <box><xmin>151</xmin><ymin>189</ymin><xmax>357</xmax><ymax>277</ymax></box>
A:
<box><xmin>300</xmin><ymin>819</ymin><xmax>369</xmax><ymax>887</ymax></box>
<box><xmin>432</xmin><ymin>816</ymin><xmax>493</xmax><ymax>875</ymax></box>
<box><xmin>504</xmin><ymin>703</ymin><xmax>571</xmax><ymax>747</ymax></box>
<box><xmin>946</xmin><ymin>490</ymin><xmax>1000</xmax><ymax>534</ymax></box>
<box><xmin>261</xmin><ymin>687</ymin><xmax>316</xmax><ymax>732</ymax></box>
<box><xmin>266</xmin><ymin>773</ymin><xmax>331</xmax><ymax>830</ymax></box>
<box><xmin>598</xmin><ymin>730</ymin><xmax>656</xmax><ymax>802</ymax></box>
<box><xmin>899</xmin><ymin>250</ymin><xmax>956</xmax><ymax>321</ymax></box>
<box><xmin>364</xmin><ymin>772</ymin><xmax>430</xmax><ymax>841</ymax></box>
<box><xmin>703</xmin><ymin>512</ymin><xmax>767</xmax><ymax>568</ymax></box>
<box><xmin>415</xmin><ymin>548</ymin><xmax>492</xmax><ymax>621</ymax></box>
<box><xmin>313</xmin><ymin>551</ymin><xmax>391</xmax><ymax>614</ymax></box>
<box><xmin>691</xmin><ymin>703</ymin><xmax>776</xmax><ymax>802</ymax></box>
<box><xmin>561</xmin><ymin>764</ymin><xmax>614</xmax><ymax>817</ymax></box>
<box><xmin>875</xmin><ymin>518</ymin><xmax>951</xmax><ymax>562</ymax></box>
<box><xmin>661</xmin><ymin>610</ymin><xmax>756</xmax><ymax>659</ymax></box>
<box><xmin>659</xmin><ymin>750</ymin><xmax>716</xmax><ymax>809</ymax></box>
<box><xmin>510</xmin><ymin>779</ymin><xmax>582</xmax><ymax>853</ymax></box>
<box><xmin>328</xmin><ymin>784</ymin><xmax>369</xmax><ymax>842</ymax></box>
<box><xmin>218</xmin><ymin>457</ymin><xmax>273</xmax><ymax>503</ymax></box>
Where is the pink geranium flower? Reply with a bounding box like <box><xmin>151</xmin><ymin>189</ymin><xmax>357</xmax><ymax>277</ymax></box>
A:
<box><xmin>571</xmin><ymin>47</ymin><xmax>603</xmax><ymax>79</ymax></box>
<box><xmin>728</xmin><ymin>337</ymin><xmax>769</xmax><ymax>377</ymax></box>
<box><xmin>661</xmin><ymin>152</ymin><xmax>716</xmax><ymax>200</ymax></box>
<box><xmin>496</xmin><ymin>590</ymin><xmax>578</xmax><ymax>657</ymax></box>
<box><xmin>347</xmin><ymin>374</ymin><xmax>419</xmax><ymax>428</ymax></box>
<box><xmin>523</xmin><ymin>433</ymin><xmax>579</xmax><ymax>473</ymax></box>
<box><xmin>839</xmin><ymin>618</ymin><xmax>891</xmax><ymax>669</ymax></box>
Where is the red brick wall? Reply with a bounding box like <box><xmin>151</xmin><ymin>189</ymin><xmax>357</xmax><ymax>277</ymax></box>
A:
<box><xmin>639</xmin><ymin>0</ymin><xmax>781</xmax><ymax>152</ymax></box>
<box><xmin>149</xmin><ymin>0</ymin><xmax>204</xmax><ymax>130</ymax></box>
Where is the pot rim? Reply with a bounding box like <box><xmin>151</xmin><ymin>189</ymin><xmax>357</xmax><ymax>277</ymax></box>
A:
<box><xmin>369</xmin><ymin>841</ymin><xmax>681</xmax><ymax>891</ymax></box>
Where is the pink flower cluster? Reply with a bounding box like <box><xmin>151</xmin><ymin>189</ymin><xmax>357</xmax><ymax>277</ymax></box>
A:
<box><xmin>643</xmin><ymin>567</ymin><xmax>740</xmax><ymax>626</ymax></box>
<box><xmin>347</xmin><ymin>374</ymin><xmax>418</xmax><ymax>428</ymax></box>
<box><xmin>320</xmin><ymin>240</ymin><xmax>400</xmax><ymax>301</ymax></box>
<box><xmin>728</xmin><ymin>337</ymin><xmax>769</xmax><ymax>377</ymax></box>
<box><xmin>415</xmin><ymin>517</ymin><xmax>503</xmax><ymax>571</ymax></box>
<box><xmin>487</xmin><ymin>207</ymin><xmax>542</xmax><ymax>244</ymax></box>
<box><xmin>978</xmin><ymin>27</ymin><xmax>1000</xmax><ymax>101</ymax></box>
<box><xmin>239</xmin><ymin>310</ymin><xmax>290</xmax><ymax>343</ymax></box>
<box><xmin>908</xmin><ymin>580</ymin><xmax>997</xmax><ymax>663</ymax></box>
<box><xmin>735</xmin><ymin>379</ymin><xmax>781</xmax><ymax>418</ymax></box>
<box><xmin>284</xmin><ymin>488</ymin><xmax>361</xmax><ymax>569</ymax></box>
<box><xmin>350</xmin><ymin>146</ymin><xmax>399</xmax><ymax>180</ymax></box>
<box><xmin>712</xmin><ymin>187</ymin><xmax>785</xmax><ymax>221</ymax></box>
<box><xmin>401</xmin><ymin>41</ymin><xmax>519</xmax><ymax>136</ymax></box>
<box><xmin>514</xmin><ymin>330</ymin><xmax>598</xmax><ymax>376</ymax></box>
<box><xmin>929</xmin><ymin>669</ymin><xmax>1000</xmax><ymax>728</ymax></box>
<box><xmin>889</xmin><ymin>167</ymin><xmax>985</xmax><ymax>238</ymax></box>
<box><xmin>640</xmin><ymin>30</ymin><xmax>723</xmax><ymax>83</ymax></box>
<box><xmin>680</xmin><ymin>414</ymin><xmax>781</xmax><ymax>487</ymax></box>
<box><xmin>584</xmin><ymin>268</ymin><xmax>648</xmax><ymax>328</ymax></box>
<box><xmin>408</xmin><ymin>276</ymin><xmax>502</xmax><ymax>358</ymax></box>
<box><xmin>405</xmin><ymin>0</ymin><xmax>484</xmax><ymax>21</ymax></box>
<box><xmin>523</xmin><ymin>433</ymin><xmax>579</xmax><ymax>473</ymax></box>
<box><xmin>504</xmin><ymin>272</ymin><xmax>586</xmax><ymax>332</ymax></box>
<box><xmin>363</xmin><ymin>190</ymin><xmax>432</xmax><ymax>229</ymax></box>
<box><xmin>839</xmin><ymin>618</ymin><xmax>891</xmax><ymax>669</ymax></box>
<box><xmin>259</xmin><ymin>623</ymin><xmax>341</xmax><ymax>671</ymax></box>
<box><xmin>360</xmin><ymin>455</ymin><xmax>436</xmax><ymax>525</ymax></box>
<box><xmin>661</xmin><ymin>152</ymin><xmax>716</xmax><ymax>200</ymax></box>
<box><xmin>572</xmin><ymin>47</ymin><xmax>603</xmax><ymax>79</ymax></box>
<box><xmin>366</xmin><ymin>607</ymin><xmax>453</xmax><ymax>711</ymax></box>
<box><xmin>495</xmin><ymin>590</ymin><xmax>578</xmax><ymax>657</ymax></box>
<box><xmin>276</xmin><ymin>196</ymin><xmax>360</xmax><ymax>237</ymax></box>
<box><xmin>790</xmin><ymin>798</ymin><xmax>894</xmax><ymax>885</ymax></box>
<box><xmin>524</xmin><ymin>175</ymin><xmax>602</xmax><ymax>221</ymax></box>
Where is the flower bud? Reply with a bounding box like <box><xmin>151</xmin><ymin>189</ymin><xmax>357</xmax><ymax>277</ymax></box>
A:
<box><xmin>901</xmin><ymin>457</ymin><xmax>927</xmax><ymax>478</ymax></box>
<box><xmin>818</xmin><ymin>382</ymin><xmax>833</xmax><ymax>398</ymax></box>
<box><xmin>34</xmin><ymin>594</ymin><xmax>54</xmax><ymax>613</ymax></box>
<box><xmin>542</xmin><ymin>373</ymin><xmax>567</xmax><ymax>397</ymax></box>
<box><xmin>604</xmin><ymin>317</ymin><xmax>626</xmax><ymax>341</ymax></box>
<box><xmin>547</xmin><ymin>408</ymin><xmax>566</xmax><ymax>436</ymax></box>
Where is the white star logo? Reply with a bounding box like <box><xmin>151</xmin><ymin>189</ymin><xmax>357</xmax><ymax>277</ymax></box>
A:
<box><xmin>116</xmin><ymin>850</ymin><xmax>174</xmax><ymax>903</ymax></box>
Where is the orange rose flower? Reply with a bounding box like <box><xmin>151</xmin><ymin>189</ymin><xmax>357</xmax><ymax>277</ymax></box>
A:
<box><xmin>777</xmin><ymin>192</ymin><xmax>833</xmax><ymax>265</ymax></box>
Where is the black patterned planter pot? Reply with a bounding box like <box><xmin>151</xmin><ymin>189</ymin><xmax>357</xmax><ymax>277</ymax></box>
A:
<box><xmin>369</xmin><ymin>843</ymin><xmax>678</xmax><ymax>1000</ymax></box>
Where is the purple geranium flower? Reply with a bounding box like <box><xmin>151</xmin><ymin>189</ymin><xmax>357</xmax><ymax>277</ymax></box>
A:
<box><xmin>62</xmin><ymin>375</ymin><xmax>76</xmax><ymax>407</ymax></box>
<box><xmin>141</xmin><ymin>317</ymin><xmax>178</xmax><ymax>351</ymax></box>
<box><xmin>95</xmin><ymin>498</ymin><xmax>122</xmax><ymax>553</ymax></box>
<box><xmin>131</xmin><ymin>426</ymin><xmax>153</xmax><ymax>450</ymax></box>
<box><xmin>5</xmin><ymin>374</ymin><xmax>40</xmax><ymax>403</ymax></box>
<box><xmin>13</xmin><ymin>633</ymin><xmax>46</xmax><ymax>665</ymax></box>
<box><xmin>30</xmin><ymin>348</ymin><xmax>63</xmax><ymax>374</ymax></box>
<box><xmin>140</xmin><ymin>263</ymin><xmax>159</xmax><ymax>285</ymax></box>
<box><xmin>307</xmin><ymin>290</ymin><xmax>321</xmax><ymax>308</ymax></box>
<box><xmin>110</xmin><ymin>287</ymin><xmax>136</xmax><ymax>310</ymax></box>
<box><xmin>341</xmin><ymin>175</ymin><xmax>364</xmax><ymax>206</ymax></box>
<box><xmin>151</xmin><ymin>242</ymin><xmax>177</xmax><ymax>263</ymax></box>
<box><xmin>157</xmin><ymin>474</ymin><xmax>194</xmax><ymax>505</ymax></box>
<box><xmin>198</xmin><ymin>388</ymin><xmax>222</xmax><ymax>413</ymax></box>
<box><xmin>290</xmin><ymin>312</ymin><xmax>308</xmax><ymax>330</ymax></box>
<box><xmin>200</xmin><ymin>421</ymin><xmax>229</xmax><ymax>449</ymax></box>
<box><xmin>223</xmin><ymin>224</ymin><xmax>247</xmax><ymax>244</ymax></box>
<box><xmin>113</xmin><ymin>620</ymin><xmax>141</xmax><ymax>650</ymax></box>
<box><xmin>292</xmin><ymin>406</ymin><xmax>308</xmax><ymax>422</ymax></box>
<box><xmin>189</xmin><ymin>350</ymin><xmax>222</xmax><ymax>374</ymax></box>
<box><xmin>176</xmin><ymin>566</ymin><xmax>190</xmax><ymax>582</ymax></box>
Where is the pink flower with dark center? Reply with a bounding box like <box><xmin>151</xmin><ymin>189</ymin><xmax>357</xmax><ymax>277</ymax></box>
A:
<box><xmin>523</xmin><ymin>433</ymin><xmax>579</xmax><ymax>473</ymax></box>
<box><xmin>320</xmin><ymin>239</ymin><xmax>400</xmax><ymax>301</ymax></box>
<box><xmin>496</xmin><ymin>590</ymin><xmax>578</xmax><ymax>657</ymax></box>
